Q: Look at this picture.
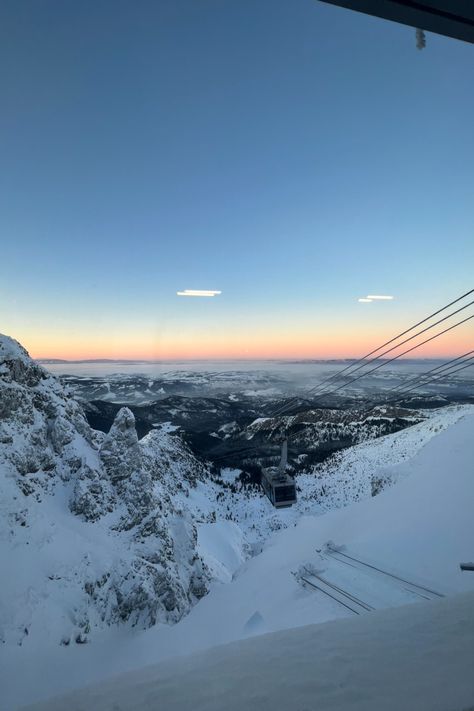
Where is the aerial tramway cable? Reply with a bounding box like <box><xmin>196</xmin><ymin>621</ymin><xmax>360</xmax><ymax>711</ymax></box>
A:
<box><xmin>210</xmin><ymin>300</ymin><xmax>474</xmax><ymax>464</ymax></box>
<box><xmin>210</xmin><ymin>354</ymin><xmax>474</xmax><ymax>465</ymax></box>
<box><xmin>212</xmin><ymin>353</ymin><xmax>474</xmax><ymax>464</ymax></box>
<box><xmin>309</xmin><ymin>313</ymin><xmax>474</xmax><ymax>404</ymax></box>
<box><xmin>286</xmin><ymin>357</ymin><xmax>474</xmax><ymax>446</ymax></box>
<box><xmin>306</xmin><ymin>288</ymin><xmax>474</xmax><ymax>395</ymax></box>
<box><xmin>333</xmin><ymin>349</ymin><xmax>474</xmax><ymax>409</ymax></box>
<box><xmin>382</xmin><ymin>359</ymin><xmax>474</xmax><ymax>404</ymax></box>
<box><xmin>385</xmin><ymin>351</ymin><xmax>474</xmax><ymax>396</ymax></box>
<box><xmin>271</xmin><ymin>288</ymin><xmax>474</xmax><ymax>418</ymax></box>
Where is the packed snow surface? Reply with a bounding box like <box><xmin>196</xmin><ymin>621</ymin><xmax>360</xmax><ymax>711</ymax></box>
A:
<box><xmin>3</xmin><ymin>411</ymin><xmax>474</xmax><ymax>710</ymax></box>
<box><xmin>196</xmin><ymin>520</ymin><xmax>247</xmax><ymax>584</ymax></box>
<box><xmin>23</xmin><ymin>591</ymin><xmax>474</xmax><ymax>711</ymax></box>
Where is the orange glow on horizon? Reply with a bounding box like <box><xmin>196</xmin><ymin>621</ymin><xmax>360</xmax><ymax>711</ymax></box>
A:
<box><xmin>21</xmin><ymin>324</ymin><xmax>474</xmax><ymax>362</ymax></box>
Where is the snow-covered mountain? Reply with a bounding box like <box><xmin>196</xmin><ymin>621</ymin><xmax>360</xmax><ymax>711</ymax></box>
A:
<box><xmin>2</xmin><ymin>332</ymin><xmax>474</xmax><ymax>710</ymax></box>
<box><xmin>5</xmin><ymin>404</ymin><xmax>474</xmax><ymax>711</ymax></box>
<box><xmin>0</xmin><ymin>334</ymin><xmax>210</xmax><ymax>648</ymax></box>
<box><xmin>53</xmin><ymin>365</ymin><xmax>474</xmax><ymax>471</ymax></box>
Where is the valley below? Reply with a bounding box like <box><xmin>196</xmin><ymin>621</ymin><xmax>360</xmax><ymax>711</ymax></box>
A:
<box><xmin>59</xmin><ymin>361</ymin><xmax>473</xmax><ymax>474</ymax></box>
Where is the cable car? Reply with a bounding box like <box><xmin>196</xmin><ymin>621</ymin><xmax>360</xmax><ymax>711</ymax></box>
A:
<box><xmin>261</xmin><ymin>439</ymin><xmax>297</xmax><ymax>508</ymax></box>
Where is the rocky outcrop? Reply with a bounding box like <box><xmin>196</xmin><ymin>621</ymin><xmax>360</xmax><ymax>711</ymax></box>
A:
<box><xmin>100</xmin><ymin>407</ymin><xmax>142</xmax><ymax>484</ymax></box>
<box><xmin>0</xmin><ymin>334</ymin><xmax>210</xmax><ymax>647</ymax></box>
<box><xmin>0</xmin><ymin>336</ymin><xmax>103</xmax><ymax>499</ymax></box>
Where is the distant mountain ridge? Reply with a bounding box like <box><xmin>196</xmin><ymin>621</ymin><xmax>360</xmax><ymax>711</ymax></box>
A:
<box><xmin>37</xmin><ymin>358</ymin><xmax>153</xmax><ymax>364</ymax></box>
<box><xmin>37</xmin><ymin>357</ymin><xmax>449</xmax><ymax>364</ymax></box>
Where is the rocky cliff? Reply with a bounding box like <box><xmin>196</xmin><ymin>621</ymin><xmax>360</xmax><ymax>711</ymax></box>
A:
<box><xmin>0</xmin><ymin>334</ymin><xmax>209</xmax><ymax>647</ymax></box>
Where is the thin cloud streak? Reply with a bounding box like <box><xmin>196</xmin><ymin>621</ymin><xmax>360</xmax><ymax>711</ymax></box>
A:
<box><xmin>177</xmin><ymin>289</ymin><xmax>222</xmax><ymax>297</ymax></box>
<box><xmin>177</xmin><ymin>293</ymin><xmax>215</xmax><ymax>297</ymax></box>
<box><xmin>183</xmin><ymin>290</ymin><xmax>221</xmax><ymax>294</ymax></box>
<box><xmin>358</xmin><ymin>294</ymin><xmax>394</xmax><ymax>303</ymax></box>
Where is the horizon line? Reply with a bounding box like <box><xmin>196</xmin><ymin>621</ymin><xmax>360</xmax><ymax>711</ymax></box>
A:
<box><xmin>36</xmin><ymin>356</ymin><xmax>458</xmax><ymax>364</ymax></box>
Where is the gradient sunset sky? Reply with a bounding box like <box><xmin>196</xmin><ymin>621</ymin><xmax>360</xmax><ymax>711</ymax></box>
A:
<box><xmin>1</xmin><ymin>0</ymin><xmax>473</xmax><ymax>360</ymax></box>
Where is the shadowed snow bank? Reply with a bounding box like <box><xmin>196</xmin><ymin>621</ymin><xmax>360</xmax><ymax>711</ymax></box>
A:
<box><xmin>23</xmin><ymin>590</ymin><xmax>474</xmax><ymax>711</ymax></box>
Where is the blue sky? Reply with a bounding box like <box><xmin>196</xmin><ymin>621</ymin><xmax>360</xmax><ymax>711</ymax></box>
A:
<box><xmin>0</xmin><ymin>0</ymin><xmax>473</xmax><ymax>358</ymax></box>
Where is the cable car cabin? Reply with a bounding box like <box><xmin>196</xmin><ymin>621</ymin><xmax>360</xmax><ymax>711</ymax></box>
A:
<box><xmin>261</xmin><ymin>467</ymin><xmax>297</xmax><ymax>508</ymax></box>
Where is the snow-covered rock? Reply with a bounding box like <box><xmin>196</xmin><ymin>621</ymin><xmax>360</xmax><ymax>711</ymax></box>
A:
<box><xmin>100</xmin><ymin>407</ymin><xmax>142</xmax><ymax>485</ymax></box>
<box><xmin>0</xmin><ymin>334</ymin><xmax>210</xmax><ymax>648</ymax></box>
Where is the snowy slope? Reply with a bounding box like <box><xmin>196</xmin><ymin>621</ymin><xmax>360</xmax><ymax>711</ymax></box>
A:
<box><xmin>181</xmin><ymin>404</ymin><xmax>472</xmax><ymax>546</ymax></box>
<box><xmin>3</xmin><ymin>410</ymin><xmax>474</xmax><ymax>710</ymax></box>
<box><xmin>156</xmin><ymin>412</ymin><xmax>474</xmax><ymax>655</ymax></box>
<box><xmin>23</xmin><ymin>591</ymin><xmax>474</xmax><ymax>711</ymax></box>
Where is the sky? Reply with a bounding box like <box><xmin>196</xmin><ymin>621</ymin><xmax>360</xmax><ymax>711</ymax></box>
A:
<box><xmin>0</xmin><ymin>0</ymin><xmax>473</xmax><ymax>360</ymax></box>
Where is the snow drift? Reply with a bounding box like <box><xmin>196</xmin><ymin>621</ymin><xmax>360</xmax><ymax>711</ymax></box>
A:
<box><xmin>23</xmin><ymin>591</ymin><xmax>474</xmax><ymax>711</ymax></box>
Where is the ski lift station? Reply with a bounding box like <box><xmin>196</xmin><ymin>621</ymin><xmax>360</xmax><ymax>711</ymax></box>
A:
<box><xmin>261</xmin><ymin>439</ymin><xmax>297</xmax><ymax>508</ymax></box>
